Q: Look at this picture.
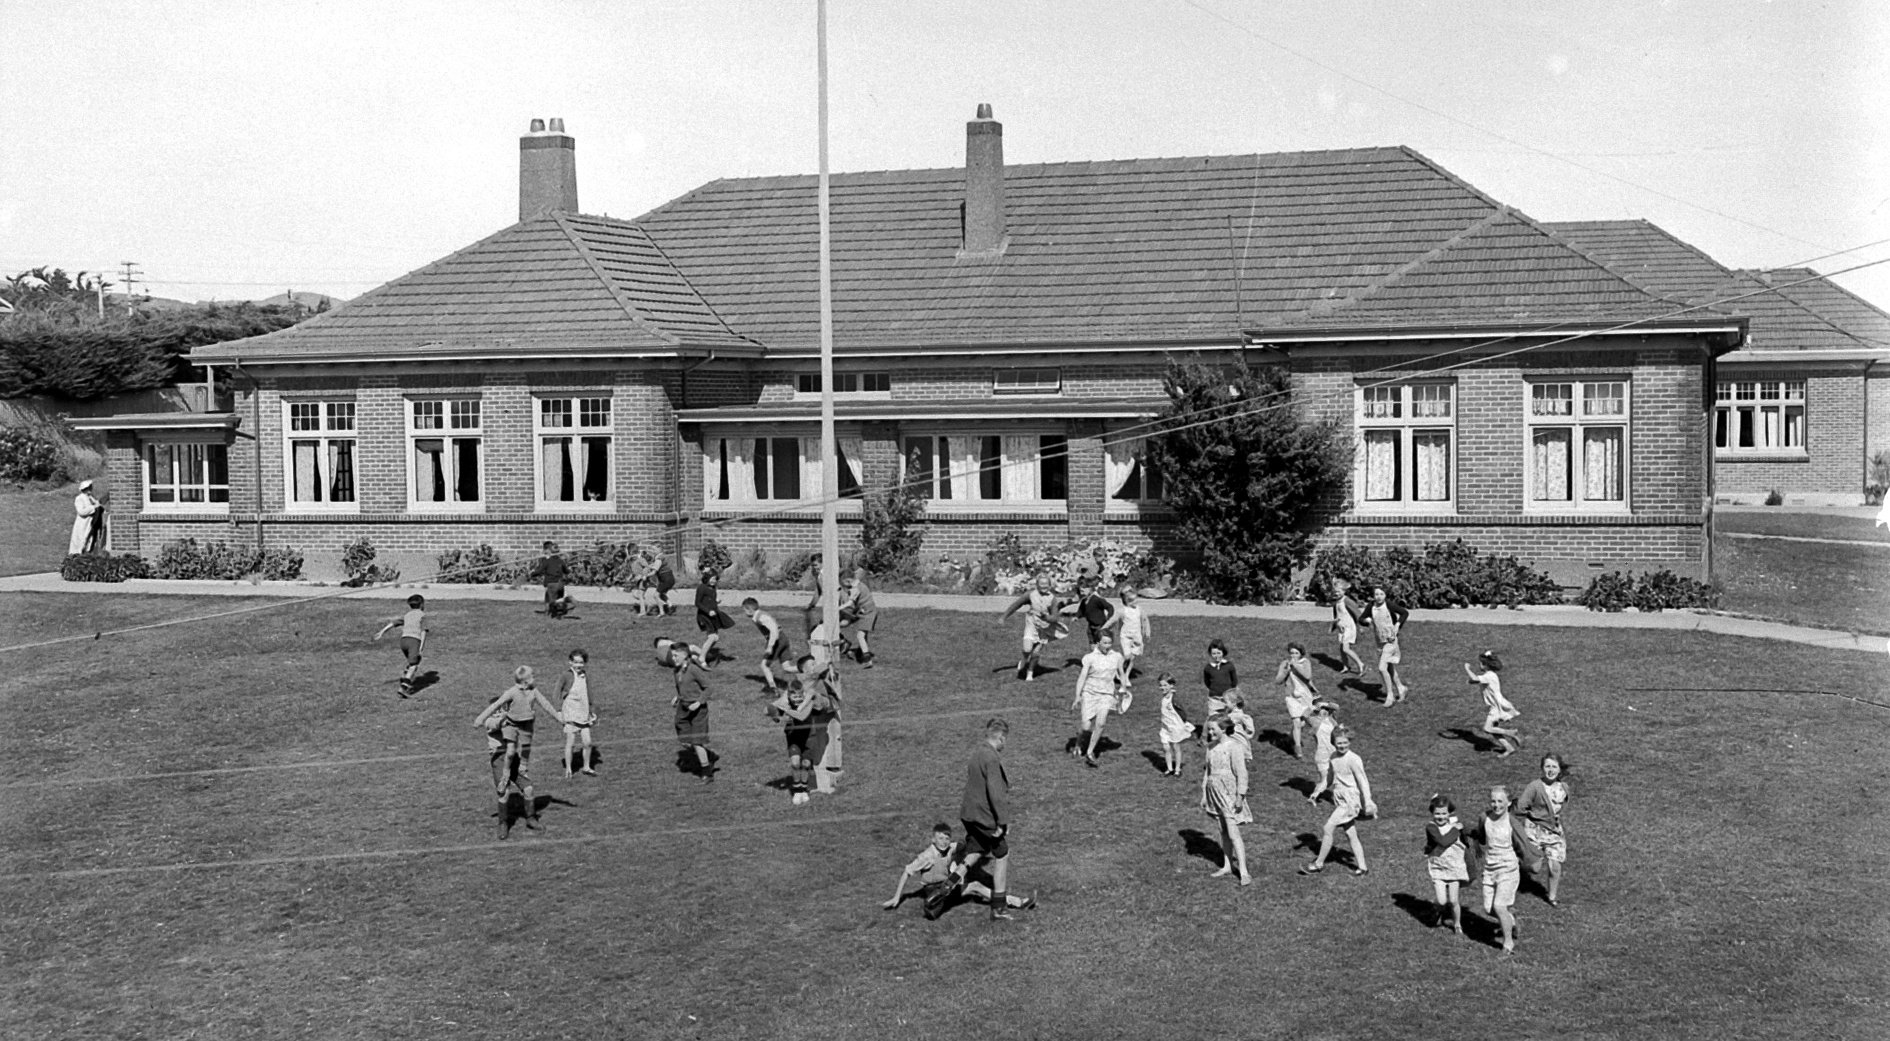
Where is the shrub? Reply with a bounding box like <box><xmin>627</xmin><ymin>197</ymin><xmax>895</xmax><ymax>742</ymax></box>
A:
<box><xmin>0</xmin><ymin>428</ymin><xmax>62</xmax><ymax>482</ymax></box>
<box><xmin>857</xmin><ymin>484</ymin><xmax>928</xmax><ymax>581</ymax></box>
<box><xmin>151</xmin><ymin>538</ymin><xmax>253</xmax><ymax>580</ymax></box>
<box><xmin>985</xmin><ymin>537</ymin><xmax>1178</xmax><ymax>597</ymax></box>
<box><xmin>696</xmin><ymin>539</ymin><xmax>733</xmax><ymax>579</ymax></box>
<box><xmin>436</xmin><ymin>544</ymin><xmax>504</xmax><ymax>584</ymax></box>
<box><xmin>61</xmin><ymin>553</ymin><xmax>149</xmax><ymax>582</ymax></box>
<box><xmin>564</xmin><ymin>542</ymin><xmax>637</xmax><ymax>587</ymax></box>
<box><xmin>1866</xmin><ymin>450</ymin><xmax>1889</xmax><ymax>506</ymax></box>
<box><xmin>1576</xmin><ymin>569</ymin><xmax>1718</xmax><ymax>612</ymax></box>
<box><xmin>780</xmin><ymin>550</ymin><xmax>818</xmax><ymax>585</ymax></box>
<box><xmin>341</xmin><ymin>537</ymin><xmax>400</xmax><ymax>587</ymax></box>
<box><xmin>254</xmin><ymin>547</ymin><xmax>304</xmax><ymax>581</ymax></box>
<box><xmin>1764</xmin><ymin>488</ymin><xmax>1785</xmax><ymax>506</ymax></box>
<box><xmin>1306</xmin><ymin>540</ymin><xmax>1563</xmax><ymax>609</ymax></box>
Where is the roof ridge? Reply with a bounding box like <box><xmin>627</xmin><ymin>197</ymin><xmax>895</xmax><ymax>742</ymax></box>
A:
<box><xmin>1726</xmin><ymin>268</ymin><xmax>1879</xmax><ymax>349</ymax></box>
<box><xmin>552</xmin><ymin>214</ymin><xmax>681</xmax><ymax>348</ymax></box>
<box><xmin>1532</xmin><ymin>220</ymin><xmax>1736</xmax><ymax>317</ymax></box>
<box><xmin>1300</xmin><ymin>205</ymin><xmax>1513</xmax><ymax>321</ymax></box>
<box><xmin>633</xmin><ymin>222</ymin><xmax>764</xmax><ymax>349</ymax></box>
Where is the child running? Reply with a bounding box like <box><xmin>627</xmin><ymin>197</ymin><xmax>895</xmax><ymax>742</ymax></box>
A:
<box><xmin>1465</xmin><ymin>650</ymin><xmax>1522</xmax><ymax>757</ymax></box>
<box><xmin>373</xmin><ymin>594</ymin><xmax>428</xmax><ymax>697</ymax></box>
<box><xmin>530</xmin><ymin>541</ymin><xmax>574</xmax><ymax>619</ymax></box>
<box><xmin>840</xmin><ymin>568</ymin><xmax>879</xmax><ymax>668</ymax></box>
<box><xmin>1424</xmin><ymin>794</ymin><xmax>1469</xmax><ymax>933</ymax></box>
<box><xmin>1300</xmin><ymin>726</ymin><xmax>1377</xmax><ymax>876</ymax></box>
<box><xmin>553</xmin><ymin>649</ymin><xmax>597</xmax><ymax>777</ymax></box>
<box><xmin>670</xmin><ymin>642</ymin><xmax>715</xmax><ymax>781</ymax></box>
<box><xmin>769</xmin><ymin>670</ymin><xmax>826</xmax><ymax>806</ymax></box>
<box><xmin>1305</xmin><ymin>699</ymin><xmax>1339</xmax><ymax>802</ymax></box>
<box><xmin>1275</xmin><ymin>642</ymin><xmax>1318</xmax><ymax>759</ymax></box>
<box><xmin>1465</xmin><ymin>785</ymin><xmax>1534</xmax><ymax>954</ymax></box>
<box><xmin>1113</xmin><ymin>586</ymin><xmax>1151</xmax><ymax>681</ymax></box>
<box><xmin>1156</xmin><ymin>673</ymin><xmax>1195</xmax><ymax>777</ymax></box>
<box><xmin>1068</xmin><ymin>631</ymin><xmax>1127</xmax><ymax>767</ymax></box>
<box><xmin>742</xmin><ymin>597</ymin><xmax>792</xmax><ymax>692</ymax></box>
<box><xmin>695</xmin><ymin>570</ymin><xmax>736</xmax><ymax>666</ymax></box>
<box><xmin>1001</xmin><ymin>573</ymin><xmax>1067</xmax><ymax>682</ymax></box>
<box><xmin>473</xmin><ymin>666</ymin><xmax>563</xmax><ymax>837</ymax></box>
<box><xmin>1331</xmin><ymin>581</ymin><xmax>1366</xmax><ymax>676</ymax></box>
<box><xmin>882</xmin><ymin>823</ymin><xmax>1035</xmax><ymax>919</ymax></box>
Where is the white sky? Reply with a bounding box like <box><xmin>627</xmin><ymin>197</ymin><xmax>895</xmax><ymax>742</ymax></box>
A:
<box><xmin>4</xmin><ymin>0</ymin><xmax>1887</xmax><ymax>312</ymax></box>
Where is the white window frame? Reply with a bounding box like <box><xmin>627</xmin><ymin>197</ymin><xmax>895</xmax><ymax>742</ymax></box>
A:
<box><xmin>1353</xmin><ymin>382</ymin><xmax>1456</xmax><ymax>513</ymax></box>
<box><xmin>534</xmin><ymin>395</ymin><xmax>614</xmax><ymax>511</ymax></box>
<box><xmin>406</xmin><ymin>396</ymin><xmax>484</xmax><ymax>512</ymax></box>
<box><xmin>900</xmin><ymin>428</ymin><xmax>1068</xmax><ymax>509</ymax></box>
<box><xmin>143</xmin><ymin>440</ymin><xmax>230</xmax><ymax>513</ymax></box>
<box><xmin>993</xmin><ymin>368</ymin><xmax>1062</xmax><ymax>395</ymax></box>
<box><xmin>794</xmin><ymin>372</ymin><xmax>892</xmax><ymax>397</ymax></box>
<box><xmin>702</xmin><ymin>428</ymin><xmax>859</xmax><ymax>509</ymax></box>
<box><xmin>1524</xmin><ymin>379</ymin><xmax>1630</xmax><ymax>513</ymax></box>
<box><xmin>283</xmin><ymin>399</ymin><xmax>358</xmax><ymax>512</ymax></box>
<box><xmin>1714</xmin><ymin>379</ymin><xmax>1806</xmax><ymax>456</ymax></box>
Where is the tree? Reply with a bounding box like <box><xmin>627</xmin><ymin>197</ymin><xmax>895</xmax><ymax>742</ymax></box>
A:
<box><xmin>1145</xmin><ymin>358</ymin><xmax>1351</xmax><ymax>603</ymax></box>
<box><xmin>856</xmin><ymin>482</ymin><xmax>927</xmax><ymax>581</ymax></box>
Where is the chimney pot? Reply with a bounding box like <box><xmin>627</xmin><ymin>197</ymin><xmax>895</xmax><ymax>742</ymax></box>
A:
<box><xmin>519</xmin><ymin>119</ymin><xmax>578</xmax><ymax>221</ymax></box>
<box><xmin>963</xmin><ymin>104</ymin><xmax>1006</xmax><ymax>253</ymax></box>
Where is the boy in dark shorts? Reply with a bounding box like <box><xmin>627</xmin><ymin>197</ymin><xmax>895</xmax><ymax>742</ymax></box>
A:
<box><xmin>743</xmin><ymin>597</ymin><xmax>792</xmax><ymax>691</ymax></box>
<box><xmin>1075</xmin><ymin>575</ymin><xmax>1117</xmax><ymax>646</ymax></box>
<box><xmin>840</xmin><ymin>568</ymin><xmax>879</xmax><ymax>668</ymax></box>
<box><xmin>531</xmin><ymin>541</ymin><xmax>574</xmax><ymax>619</ymax></box>
<box><xmin>374</xmin><ymin>594</ymin><xmax>428</xmax><ymax>697</ymax></box>
<box><xmin>670</xmin><ymin>643</ymin><xmax>715</xmax><ymax>781</ymax></box>
<box><xmin>769</xmin><ymin>667</ymin><xmax>830</xmax><ymax>806</ymax></box>
<box><xmin>955</xmin><ymin>717</ymin><xmax>1023</xmax><ymax>921</ymax></box>
<box><xmin>473</xmin><ymin>665</ymin><xmax>563</xmax><ymax>837</ymax></box>
<box><xmin>883</xmin><ymin>823</ymin><xmax>1036</xmax><ymax>919</ymax></box>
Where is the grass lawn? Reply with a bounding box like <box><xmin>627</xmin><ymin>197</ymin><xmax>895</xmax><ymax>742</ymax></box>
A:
<box><xmin>0</xmin><ymin>483</ymin><xmax>82</xmax><ymax>576</ymax></box>
<box><xmin>1711</xmin><ymin>534</ymin><xmax>1890</xmax><ymax>635</ymax></box>
<box><xmin>5</xmin><ymin>593</ymin><xmax>1888</xmax><ymax>1041</ymax></box>
<box><xmin>1715</xmin><ymin>509</ymin><xmax>1890</xmax><ymax>544</ymax></box>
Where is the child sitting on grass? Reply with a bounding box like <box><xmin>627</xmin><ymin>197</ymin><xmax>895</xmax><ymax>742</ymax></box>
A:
<box><xmin>882</xmin><ymin>823</ymin><xmax>1036</xmax><ymax>920</ymax></box>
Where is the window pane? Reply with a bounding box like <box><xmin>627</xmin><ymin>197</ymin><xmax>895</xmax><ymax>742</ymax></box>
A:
<box><xmin>577</xmin><ymin>437</ymin><xmax>607</xmax><ymax>500</ymax></box>
<box><xmin>540</xmin><ymin>398</ymin><xmax>573</xmax><ymax>429</ymax></box>
<box><xmin>1531</xmin><ymin>384</ymin><xmax>1573</xmax><ymax>417</ymax></box>
<box><xmin>1364</xmin><ymin>430</ymin><xmax>1401</xmax><ymax>501</ymax></box>
<box><xmin>1583</xmin><ymin>382</ymin><xmax>1625</xmax><ymax>417</ymax></box>
<box><xmin>290</xmin><ymin>402</ymin><xmax>319</xmax><ymax>431</ymax></box>
<box><xmin>1761</xmin><ymin>406</ymin><xmax>1781</xmax><ymax>448</ymax></box>
<box><xmin>835</xmin><ymin>440</ymin><xmax>862</xmax><ymax>498</ymax></box>
<box><xmin>543</xmin><ymin>436</ymin><xmax>572</xmax><ymax>501</ymax></box>
<box><xmin>771</xmin><ymin>438</ymin><xmax>801</xmax><ymax>500</ymax></box>
<box><xmin>715</xmin><ymin>440</ymin><xmax>731</xmax><ymax>501</ymax></box>
<box><xmin>752</xmin><ymin>438</ymin><xmax>773</xmax><ymax>499</ymax></box>
<box><xmin>1531</xmin><ymin>429</ymin><xmax>1571</xmax><ymax>502</ymax></box>
<box><xmin>1582</xmin><ymin>428</ymin><xmax>1623</xmax><ymax>501</ymax></box>
<box><xmin>1361</xmin><ymin>386</ymin><xmax>1400</xmax><ymax>419</ymax></box>
<box><xmin>1714</xmin><ymin>408</ymin><xmax>1729</xmax><ymax>449</ymax></box>
<box><xmin>451</xmin><ymin>400</ymin><xmax>480</xmax><ymax>429</ymax></box>
<box><xmin>1784</xmin><ymin>406</ymin><xmax>1804</xmax><ymax>448</ymax></box>
<box><xmin>293</xmin><ymin>440</ymin><xmax>322</xmax><ymax>502</ymax></box>
<box><xmin>863</xmin><ymin>373</ymin><xmax>890</xmax><ymax>393</ymax></box>
<box><xmin>453</xmin><ymin>438</ymin><xmax>480</xmax><ymax>501</ymax></box>
<box><xmin>797</xmin><ymin>374</ymin><xmax>820</xmax><ymax>394</ymax></box>
<box><xmin>330</xmin><ymin>441</ymin><xmax>355</xmax><ymax>502</ymax></box>
<box><xmin>414</xmin><ymin>438</ymin><xmax>446</xmax><ymax>501</ymax></box>
<box><xmin>207</xmin><ymin>445</ymin><xmax>228</xmax><ymax>488</ymax></box>
<box><xmin>979</xmin><ymin>436</ymin><xmax>1003</xmax><ymax>500</ymax></box>
<box><xmin>1715</xmin><ymin>381</ymin><xmax>1734</xmax><ymax>403</ymax></box>
<box><xmin>413</xmin><ymin>400</ymin><xmax>443</xmax><ymax>429</ymax></box>
<box><xmin>1736</xmin><ymin>408</ymin><xmax>1755</xmax><ymax>448</ymax></box>
<box><xmin>1412</xmin><ymin>384</ymin><xmax>1451</xmax><ymax>419</ymax></box>
<box><xmin>1039</xmin><ymin>435</ymin><xmax>1068</xmax><ymax>500</ymax></box>
<box><xmin>579</xmin><ymin>398</ymin><xmax>611</xmax><ymax>428</ymax></box>
<box><xmin>327</xmin><ymin>402</ymin><xmax>355</xmax><ymax>431</ymax></box>
<box><xmin>1414</xmin><ymin>432</ymin><xmax>1449</xmax><ymax>501</ymax></box>
<box><xmin>934</xmin><ymin>437</ymin><xmax>952</xmax><ymax>499</ymax></box>
<box><xmin>834</xmin><ymin>373</ymin><xmax>858</xmax><ymax>393</ymax></box>
<box><xmin>1145</xmin><ymin>452</ymin><xmax>1165</xmax><ymax>501</ymax></box>
<box><xmin>209</xmin><ymin>487</ymin><xmax>229</xmax><ymax>503</ymax></box>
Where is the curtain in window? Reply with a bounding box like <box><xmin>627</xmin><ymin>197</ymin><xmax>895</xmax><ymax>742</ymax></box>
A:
<box><xmin>705</xmin><ymin>440</ymin><xmax>723</xmax><ymax>504</ymax></box>
<box><xmin>1002</xmin><ymin>435</ymin><xmax>1036</xmax><ymax>500</ymax></box>
<box><xmin>542</xmin><ymin>438</ymin><xmax>567</xmax><ymax>501</ymax></box>
<box><xmin>570</xmin><ymin>437</ymin><xmax>589</xmax><ymax>501</ymax></box>
<box><xmin>736</xmin><ymin>438</ymin><xmax>756</xmax><ymax>502</ymax></box>
<box><xmin>1363</xmin><ymin>431</ymin><xmax>1400</xmax><ymax>501</ymax></box>
<box><xmin>579</xmin><ymin>437</ymin><xmax>606</xmax><ymax>501</ymax></box>
<box><xmin>1105</xmin><ymin>437</ymin><xmax>1138</xmax><ymax>501</ymax></box>
<box><xmin>1582</xmin><ymin>428</ymin><xmax>1623</xmax><ymax>501</ymax></box>
<box><xmin>453</xmin><ymin>439</ymin><xmax>480</xmax><ymax>502</ymax></box>
<box><xmin>414</xmin><ymin>439</ymin><xmax>445</xmax><ymax>501</ymax></box>
<box><xmin>836</xmin><ymin>436</ymin><xmax>864</xmax><ymax>497</ymax></box>
<box><xmin>328</xmin><ymin>441</ymin><xmax>354</xmax><ymax>502</ymax></box>
<box><xmin>945</xmin><ymin>436</ymin><xmax>982</xmax><ymax>502</ymax></box>
<box><xmin>1531</xmin><ymin>429</ymin><xmax>1570</xmax><ymax>502</ymax></box>
<box><xmin>1784</xmin><ymin>407</ymin><xmax>1804</xmax><ymax>449</ymax></box>
<box><xmin>1414</xmin><ymin>432</ymin><xmax>1449</xmax><ymax>502</ymax></box>
<box><xmin>293</xmin><ymin>440</ymin><xmax>321</xmax><ymax>502</ymax></box>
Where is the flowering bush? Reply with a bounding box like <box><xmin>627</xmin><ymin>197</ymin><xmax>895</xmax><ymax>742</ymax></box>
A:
<box><xmin>987</xmin><ymin>537</ymin><xmax>1177</xmax><ymax>596</ymax></box>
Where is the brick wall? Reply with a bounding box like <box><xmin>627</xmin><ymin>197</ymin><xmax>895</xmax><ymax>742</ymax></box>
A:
<box><xmin>1870</xmin><ymin>371</ymin><xmax>1890</xmax><ymax>488</ymax></box>
<box><xmin>1714</xmin><ymin>369</ymin><xmax>1868</xmax><ymax>503</ymax></box>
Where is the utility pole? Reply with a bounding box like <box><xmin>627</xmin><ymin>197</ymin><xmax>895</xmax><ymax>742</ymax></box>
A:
<box><xmin>119</xmin><ymin>261</ymin><xmax>142</xmax><ymax>312</ymax></box>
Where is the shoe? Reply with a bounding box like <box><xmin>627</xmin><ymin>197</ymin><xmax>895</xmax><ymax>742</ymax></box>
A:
<box><xmin>1084</xmin><ymin>756</ymin><xmax>1099</xmax><ymax>769</ymax></box>
<box><xmin>1350</xmin><ymin>866</ymin><xmax>1370</xmax><ymax>877</ymax></box>
<box><xmin>1024</xmin><ymin>672</ymin><xmax>1034</xmax><ymax>682</ymax></box>
<box><xmin>862</xmin><ymin>656</ymin><xmax>875</xmax><ymax>669</ymax></box>
<box><xmin>580</xmin><ymin>768</ymin><xmax>597</xmax><ymax>776</ymax></box>
<box><xmin>1018</xmin><ymin>892</ymin><xmax>1038</xmax><ymax>911</ymax></box>
<box><xmin>1298</xmin><ymin>863</ymin><xmax>1325</xmax><ymax>875</ymax></box>
<box><xmin>990</xmin><ymin>908</ymin><xmax>1016</xmax><ymax>922</ymax></box>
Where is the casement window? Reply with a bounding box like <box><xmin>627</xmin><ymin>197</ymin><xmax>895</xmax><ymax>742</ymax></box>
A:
<box><xmin>408</xmin><ymin>398</ymin><xmax>482</xmax><ymax>509</ymax></box>
<box><xmin>901</xmin><ymin>431</ymin><xmax>1067</xmax><ymax>504</ymax></box>
<box><xmin>1105</xmin><ymin>433</ymin><xmax>1166</xmax><ymax>507</ymax></box>
<box><xmin>536</xmin><ymin>396</ymin><xmax>612</xmax><ymax>507</ymax></box>
<box><xmin>1526</xmin><ymin>380</ymin><xmax>1628</xmax><ymax>509</ymax></box>
<box><xmin>144</xmin><ymin>442</ymin><xmax>229</xmax><ymax>509</ymax></box>
<box><xmin>703</xmin><ymin>432</ymin><xmax>863</xmax><ymax>505</ymax></box>
<box><xmin>285</xmin><ymin>400</ymin><xmax>356</xmax><ymax>508</ymax></box>
<box><xmin>1714</xmin><ymin>380</ymin><xmax>1805</xmax><ymax>455</ymax></box>
<box><xmin>1356</xmin><ymin>383</ymin><xmax>1454</xmax><ymax>509</ymax></box>
<box><xmin>993</xmin><ymin>368</ymin><xmax>1061</xmax><ymax>395</ymax></box>
<box><xmin>795</xmin><ymin>372</ymin><xmax>891</xmax><ymax>395</ymax></box>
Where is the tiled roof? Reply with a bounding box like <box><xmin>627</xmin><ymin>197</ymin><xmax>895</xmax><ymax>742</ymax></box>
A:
<box><xmin>194</xmin><ymin>216</ymin><xmax>757</xmax><ymax>362</ymax></box>
<box><xmin>1547</xmin><ymin>220</ymin><xmax>1884</xmax><ymax>353</ymax></box>
<box><xmin>641</xmin><ymin>147</ymin><xmax>1693</xmax><ymax>348</ymax></box>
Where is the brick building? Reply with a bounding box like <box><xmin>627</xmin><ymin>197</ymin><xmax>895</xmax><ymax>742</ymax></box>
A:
<box><xmin>82</xmin><ymin>110</ymin><xmax>1746</xmax><ymax>578</ymax></box>
<box><xmin>1550</xmin><ymin>220</ymin><xmax>1890</xmax><ymax>505</ymax></box>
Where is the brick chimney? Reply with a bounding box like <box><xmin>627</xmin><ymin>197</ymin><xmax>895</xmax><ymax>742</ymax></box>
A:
<box><xmin>519</xmin><ymin>117</ymin><xmax>578</xmax><ymax>222</ymax></box>
<box><xmin>963</xmin><ymin>103</ymin><xmax>1006</xmax><ymax>254</ymax></box>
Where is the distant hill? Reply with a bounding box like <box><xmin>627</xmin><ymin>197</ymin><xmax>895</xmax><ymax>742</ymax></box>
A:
<box><xmin>250</xmin><ymin>291</ymin><xmax>344</xmax><ymax>311</ymax></box>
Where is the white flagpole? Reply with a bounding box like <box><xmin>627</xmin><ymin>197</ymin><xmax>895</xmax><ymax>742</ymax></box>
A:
<box><xmin>816</xmin><ymin>0</ymin><xmax>841</xmax><ymax>655</ymax></box>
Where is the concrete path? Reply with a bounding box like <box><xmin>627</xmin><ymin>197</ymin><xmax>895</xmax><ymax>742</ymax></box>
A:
<box><xmin>2</xmin><ymin>571</ymin><xmax>1883</xmax><ymax>654</ymax></box>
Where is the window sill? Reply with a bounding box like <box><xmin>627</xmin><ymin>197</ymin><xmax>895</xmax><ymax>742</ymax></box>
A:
<box><xmin>141</xmin><ymin>506</ymin><xmax>231</xmax><ymax>516</ymax></box>
<box><xmin>1715</xmin><ymin>451</ymin><xmax>1808</xmax><ymax>463</ymax></box>
<box><xmin>284</xmin><ymin>503</ymin><xmax>361</xmax><ymax>514</ymax></box>
<box><xmin>535</xmin><ymin>502</ymin><xmax>617</xmax><ymax>513</ymax></box>
<box><xmin>1522</xmin><ymin>505</ymin><xmax>1632</xmax><ymax>515</ymax></box>
<box><xmin>406</xmin><ymin>504</ymin><xmax>486</xmax><ymax>514</ymax></box>
<box><xmin>1352</xmin><ymin>504</ymin><xmax>1458</xmax><ymax>516</ymax></box>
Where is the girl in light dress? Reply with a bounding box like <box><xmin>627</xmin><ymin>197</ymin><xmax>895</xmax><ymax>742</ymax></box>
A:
<box><xmin>1156</xmin><ymin>673</ymin><xmax>1195</xmax><ymax>777</ymax></box>
<box><xmin>1423</xmin><ymin>793</ymin><xmax>1469</xmax><ymax>933</ymax></box>
<box><xmin>1516</xmin><ymin>754</ymin><xmax>1572</xmax><ymax>907</ymax></box>
<box><xmin>1465</xmin><ymin>650</ymin><xmax>1521</xmax><ymax>757</ymax></box>
<box><xmin>1305</xmin><ymin>699</ymin><xmax>1339</xmax><ymax>803</ymax></box>
<box><xmin>1221</xmin><ymin>689</ymin><xmax>1256</xmax><ymax>763</ymax></box>
<box><xmin>1199</xmin><ymin>717</ymin><xmax>1253</xmax><ymax>886</ymax></box>
<box><xmin>1274</xmin><ymin>642</ymin><xmax>1318</xmax><ymax>759</ymax></box>
<box><xmin>1114</xmin><ymin>586</ymin><xmax>1151</xmax><ymax>682</ymax></box>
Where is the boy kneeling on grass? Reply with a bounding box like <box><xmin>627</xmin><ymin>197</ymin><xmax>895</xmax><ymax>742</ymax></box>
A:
<box><xmin>882</xmin><ymin>823</ymin><xmax>1036</xmax><ymax>920</ymax></box>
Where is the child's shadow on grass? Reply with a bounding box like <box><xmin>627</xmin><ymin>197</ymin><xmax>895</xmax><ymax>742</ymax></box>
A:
<box><xmin>1391</xmin><ymin>892</ymin><xmax>1437</xmax><ymax>926</ymax></box>
<box><xmin>1141</xmin><ymin>750</ymin><xmax>1169</xmax><ymax>773</ymax></box>
<box><xmin>1258</xmin><ymin>728</ymin><xmax>1295</xmax><ymax>757</ymax></box>
<box><xmin>674</xmin><ymin>749</ymin><xmax>721</xmax><ymax>775</ymax></box>
<box><xmin>1178</xmin><ymin>828</ymin><xmax>1222</xmax><ymax>864</ymax></box>
<box><xmin>1279</xmin><ymin>776</ymin><xmax>1314</xmax><ymax>798</ymax></box>
<box><xmin>401</xmin><ymin>671</ymin><xmax>441</xmax><ymax>696</ymax></box>
<box><xmin>1312</xmin><ymin>652</ymin><xmax>1346</xmax><ymax>672</ymax></box>
<box><xmin>1439</xmin><ymin>727</ymin><xmax>1500</xmax><ymax>753</ymax></box>
<box><xmin>1291</xmin><ymin>832</ymin><xmax>1323</xmax><ymax>856</ymax></box>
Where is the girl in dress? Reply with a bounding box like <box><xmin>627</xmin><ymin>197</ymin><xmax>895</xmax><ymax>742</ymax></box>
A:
<box><xmin>1156</xmin><ymin>673</ymin><xmax>1195</xmax><ymax>777</ymax></box>
<box><xmin>1114</xmin><ymin>586</ymin><xmax>1151</xmax><ymax>682</ymax></box>
<box><xmin>1516</xmin><ymin>754</ymin><xmax>1571</xmax><ymax>907</ymax></box>
<box><xmin>1199</xmin><ymin>717</ymin><xmax>1252</xmax><ymax>886</ymax></box>
<box><xmin>1305</xmin><ymin>700</ymin><xmax>1339</xmax><ymax>803</ymax></box>
<box><xmin>1275</xmin><ymin>642</ymin><xmax>1318</xmax><ymax>759</ymax></box>
<box><xmin>1222</xmin><ymin>689</ymin><xmax>1256</xmax><ymax>763</ymax></box>
<box><xmin>1424</xmin><ymin>793</ymin><xmax>1469</xmax><ymax>933</ymax></box>
<box><xmin>1000</xmin><ymin>573</ymin><xmax>1068</xmax><ymax>682</ymax></box>
<box><xmin>1465</xmin><ymin>650</ymin><xmax>1521</xmax><ymax>757</ymax></box>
